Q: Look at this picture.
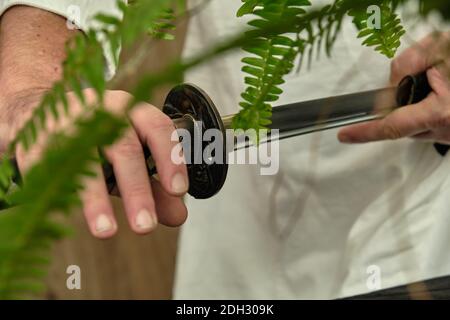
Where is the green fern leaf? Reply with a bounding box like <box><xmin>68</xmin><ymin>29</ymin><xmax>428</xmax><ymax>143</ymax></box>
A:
<box><xmin>349</xmin><ymin>0</ymin><xmax>405</xmax><ymax>58</ymax></box>
<box><xmin>234</xmin><ymin>0</ymin><xmax>312</xmax><ymax>135</ymax></box>
<box><xmin>0</xmin><ymin>110</ymin><xmax>128</xmax><ymax>299</ymax></box>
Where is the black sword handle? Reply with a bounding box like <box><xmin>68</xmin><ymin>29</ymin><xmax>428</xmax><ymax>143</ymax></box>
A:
<box><xmin>396</xmin><ymin>71</ymin><xmax>432</xmax><ymax>106</ymax></box>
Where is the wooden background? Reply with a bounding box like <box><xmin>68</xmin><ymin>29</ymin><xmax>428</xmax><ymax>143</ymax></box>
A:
<box><xmin>44</xmin><ymin>22</ymin><xmax>188</xmax><ymax>300</ymax></box>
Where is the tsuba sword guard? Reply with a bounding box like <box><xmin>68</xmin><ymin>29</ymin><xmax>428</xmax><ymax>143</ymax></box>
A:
<box><xmin>103</xmin><ymin>84</ymin><xmax>228</xmax><ymax>199</ymax></box>
<box><xmin>163</xmin><ymin>84</ymin><xmax>228</xmax><ymax>199</ymax></box>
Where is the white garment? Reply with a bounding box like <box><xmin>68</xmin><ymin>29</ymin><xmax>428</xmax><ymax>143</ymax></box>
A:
<box><xmin>0</xmin><ymin>0</ymin><xmax>124</xmax><ymax>78</ymax></box>
<box><xmin>175</xmin><ymin>0</ymin><xmax>450</xmax><ymax>299</ymax></box>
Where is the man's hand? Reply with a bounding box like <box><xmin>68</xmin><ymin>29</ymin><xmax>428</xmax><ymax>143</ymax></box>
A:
<box><xmin>10</xmin><ymin>89</ymin><xmax>189</xmax><ymax>239</ymax></box>
<box><xmin>0</xmin><ymin>6</ymin><xmax>189</xmax><ymax>239</ymax></box>
<box><xmin>338</xmin><ymin>32</ymin><xmax>450</xmax><ymax>144</ymax></box>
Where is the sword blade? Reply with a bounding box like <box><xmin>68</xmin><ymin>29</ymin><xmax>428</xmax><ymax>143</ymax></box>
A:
<box><xmin>221</xmin><ymin>87</ymin><xmax>398</xmax><ymax>149</ymax></box>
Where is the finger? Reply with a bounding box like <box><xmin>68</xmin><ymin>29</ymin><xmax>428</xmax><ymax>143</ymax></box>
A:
<box><xmin>14</xmin><ymin>100</ymin><xmax>78</xmax><ymax>175</ymax></box>
<box><xmin>428</xmin><ymin>67</ymin><xmax>450</xmax><ymax>97</ymax></box>
<box><xmin>15</xmin><ymin>133</ymin><xmax>48</xmax><ymax>174</ymax></box>
<box><xmin>151</xmin><ymin>178</ymin><xmax>187</xmax><ymax>227</ymax></box>
<box><xmin>411</xmin><ymin>130</ymin><xmax>435</xmax><ymax>141</ymax></box>
<box><xmin>338</xmin><ymin>96</ymin><xmax>437</xmax><ymax>143</ymax></box>
<box><xmin>80</xmin><ymin>161</ymin><xmax>118</xmax><ymax>239</ymax></box>
<box><xmin>105</xmin><ymin>128</ymin><xmax>158</xmax><ymax>234</ymax></box>
<box><xmin>411</xmin><ymin>126</ymin><xmax>450</xmax><ymax>145</ymax></box>
<box><xmin>130</xmin><ymin>103</ymin><xmax>188</xmax><ymax>196</ymax></box>
<box><xmin>342</xmin><ymin>66</ymin><xmax>450</xmax><ymax>144</ymax></box>
<box><xmin>390</xmin><ymin>33</ymin><xmax>450</xmax><ymax>85</ymax></box>
<box><xmin>16</xmin><ymin>145</ymin><xmax>42</xmax><ymax>175</ymax></box>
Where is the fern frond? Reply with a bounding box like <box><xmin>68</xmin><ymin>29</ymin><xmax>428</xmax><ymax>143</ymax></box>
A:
<box><xmin>0</xmin><ymin>109</ymin><xmax>128</xmax><ymax>299</ymax></box>
<box><xmin>349</xmin><ymin>0</ymin><xmax>405</xmax><ymax>58</ymax></box>
<box><xmin>234</xmin><ymin>0</ymin><xmax>407</xmax><ymax>134</ymax></box>
<box><xmin>148</xmin><ymin>8</ymin><xmax>177</xmax><ymax>40</ymax></box>
<box><xmin>0</xmin><ymin>158</ymin><xmax>15</xmax><ymax>207</ymax></box>
<box><xmin>234</xmin><ymin>0</ymin><xmax>312</xmax><ymax>134</ymax></box>
<box><xmin>0</xmin><ymin>0</ymin><xmax>178</xmax><ymax>298</ymax></box>
<box><xmin>0</xmin><ymin>210</ymin><xmax>69</xmax><ymax>299</ymax></box>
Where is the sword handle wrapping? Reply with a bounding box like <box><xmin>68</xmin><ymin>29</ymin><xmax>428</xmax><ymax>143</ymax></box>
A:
<box><xmin>396</xmin><ymin>71</ymin><xmax>432</xmax><ymax>106</ymax></box>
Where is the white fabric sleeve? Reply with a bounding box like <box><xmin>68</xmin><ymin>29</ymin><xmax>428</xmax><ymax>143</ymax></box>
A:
<box><xmin>0</xmin><ymin>0</ymin><xmax>126</xmax><ymax>79</ymax></box>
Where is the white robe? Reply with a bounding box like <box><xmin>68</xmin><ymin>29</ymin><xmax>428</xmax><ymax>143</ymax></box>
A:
<box><xmin>174</xmin><ymin>0</ymin><xmax>450</xmax><ymax>299</ymax></box>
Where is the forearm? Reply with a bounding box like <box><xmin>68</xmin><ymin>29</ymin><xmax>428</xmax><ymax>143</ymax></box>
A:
<box><xmin>0</xmin><ymin>6</ymin><xmax>78</xmax><ymax>101</ymax></box>
<box><xmin>0</xmin><ymin>6</ymin><xmax>78</xmax><ymax>150</ymax></box>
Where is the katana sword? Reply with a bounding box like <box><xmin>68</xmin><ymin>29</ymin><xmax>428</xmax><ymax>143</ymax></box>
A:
<box><xmin>112</xmin><ymin>71</ymin><xmax>429</xmax><ymax>199</ymax></box>
<box><xmin>12</xmin><ymin>71</ymin><xmax>433</xmax><ymax>200</ymax></box>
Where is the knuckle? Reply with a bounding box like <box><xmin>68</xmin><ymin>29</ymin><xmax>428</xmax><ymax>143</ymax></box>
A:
<box><xmin>112</xmin><ymin>90</ymin><xmax>133</xmax><ymax>104</ymax></box>
<box><xmin>114</xmin><ymin>141</ymin><xmax>142</xmax><ymax>158</ymax></box>
<box><xmin>428</xmin><ymin>96</ymin><xmax>450</xmax><ymax>128</ymax></box>
<box><xmin>150</xmin><ymin>111</ymin><xmax>173</xmax><ymax>129</ymax></box>
<box><xmin>390</xmin><ymin>59</ymin><xmax>402</xmax><ymax>84</ymax></box>
<box><xmin>111</xmin><ymin>133</ymin><xmax>143</xmax><ymax>159</ymax></box>
<box><xmin>15</xmin><ymin>152</ymin><xmax>27</xmax><ymax>170</ymax></box>
<box><xmin>81</xmin><ymin>188</ymin><xmax>106</xmax><ymax>203</ymax></box>
<box><xmin>126</xmin><ymin>182</ymin><xmax>150</xmax><ymax>199</ymax></box>
<box><xmin>83</xmin><ymin>88</ymin><xmax>97</xmax><ymax>98</ymax></box>
<box><xmin>437</xmin><ymin>110</ymin><xmax>450</xmax><ymax>128</ymax></box>
<box><xmin>78</xmin><ymin>88</ymin><xmax>98</xmax><ymax>105</ymax></box>
<box><xmin>26</xmin><ymin>147</ymin><xmax>42</xmax><ymax>160</ymax></box>
<box><xmin>105</xmin><ymin>90</ymin><xmax>132</xmax><ymax>114</ymax></box>
<box><xmin>390</xmin><ymin>59</ymin><xmax>400</xmax><ymax>74</ymax></box>
<box><xmin>382</xmin><ymin>121</ymin><xmax>402</xmax><ymax>140</ymax></box>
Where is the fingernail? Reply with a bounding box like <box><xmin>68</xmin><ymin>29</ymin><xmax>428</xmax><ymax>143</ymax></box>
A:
<box><xmin>95</xmin><ymin>214</ymin><xmax>114</xmax><ymax>233</ymax></box>
<box><xmin>171</xmin><ymin>172</ymin><xmax>188</xmax><ymax>194</ymax></box>
<box><xmin>135</xmin><ymin>209</ymin><xmax>157</xmax><ymax>231</ymax></box>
